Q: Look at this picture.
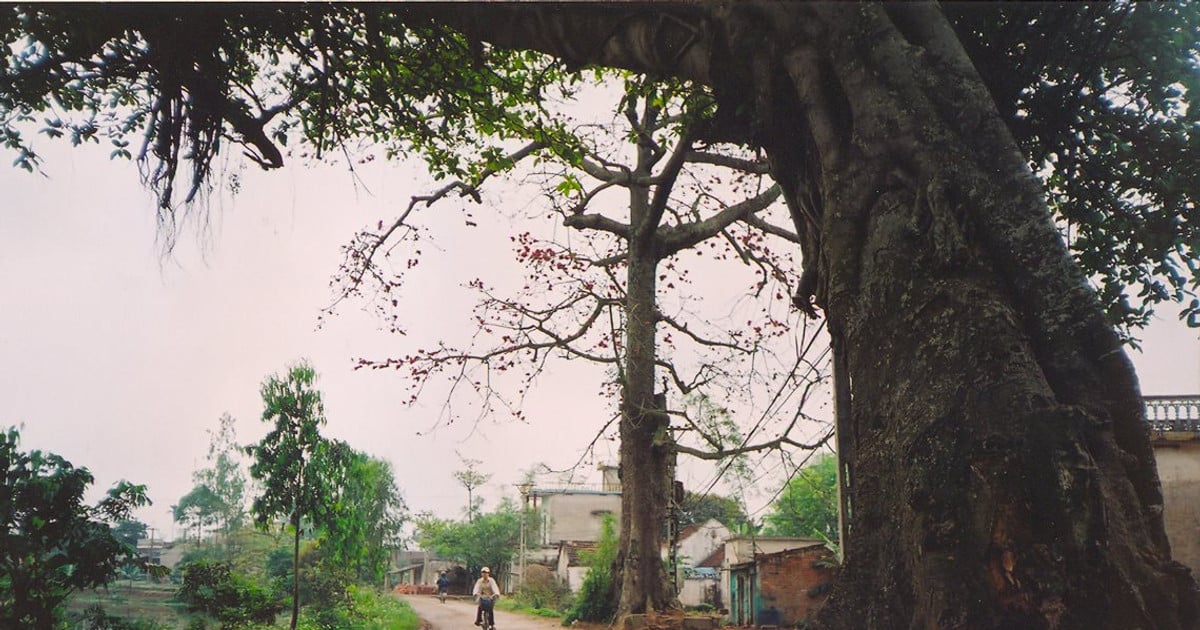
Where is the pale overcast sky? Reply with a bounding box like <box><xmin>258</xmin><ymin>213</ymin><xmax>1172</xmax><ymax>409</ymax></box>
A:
<box><xmin>2</xmin><ymin>132</ymin><xmax>1197</xmax><ymax>541</ymax></box>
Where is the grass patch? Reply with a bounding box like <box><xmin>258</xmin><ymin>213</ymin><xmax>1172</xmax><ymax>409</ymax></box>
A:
<box><xmin>293</xmin><ymin>586</ymin><xmax>421</xmax><ymax>630</ymax></box>
<box><xmin>496</xmin><ymin>598</ymin><xmax>564</xmax><ymax>619</ymax></box>
<box><xmin>65</xmin><ymin>583</ymin><xmax>421</xmax><ymax>630</ymax></box>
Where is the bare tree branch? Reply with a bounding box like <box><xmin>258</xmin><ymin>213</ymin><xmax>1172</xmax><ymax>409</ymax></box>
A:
<box><xmin>657</xmin><ymin>185</ymin><xmax>782</xmax><ymax>256</ymax></box>
<box><xmin>674</xmin><ymin>428</ymin><xmax>833</xmax><ymax>460</ymax></box>
<box><xmin>684</xmin><ymin>150</ymin><xmax>770</xmax><ymax>174</ymax></box>
<box><xmin>563</xmin><ymin>212</ymin><xmax>632</xmax><ymax>237</ymax></box>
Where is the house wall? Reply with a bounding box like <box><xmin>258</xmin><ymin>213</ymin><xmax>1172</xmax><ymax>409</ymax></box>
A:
<box><xmin>566</xmin><ymin>566</ymin><xmax>590</xmax><ymax>592</ymax></box>
<box><xmin>673</xmin><ymin>519</ymin><xmax>730</xmax><ymax>567</ymax></box>
<box><xmin>720</xmin><ymin>537</ymin><xmax>823</xmax><ymax>618</ymax></box>
<box><xmin>536</xmin><ymin>491</ymin><xmax>621</xmax><ymax>545</ymax></box>
<box><xmin>1155</xmin><ymin>442</ymin><xmax>1200</xmax><ymax>575</ymax></box>
<box><xmin>753</xmin><ymin>545</ymin><xmax>835</xmax><ymax>626</ymax></box>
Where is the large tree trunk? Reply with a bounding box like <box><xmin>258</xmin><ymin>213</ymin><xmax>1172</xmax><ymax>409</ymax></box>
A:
<box><xmin>752</xmin><ymin>5</ymin><xmax>1199</xmax><ymax>627</ymax></box>
<box><xmin>614</xmin><ymin>153</ymin><xmax>677</xmax><ymax>617</ymax></box>
<box><xmin>411</xmin><ymin>3</ymin><xmax>1200</xmax><ymax>626</ymax></box>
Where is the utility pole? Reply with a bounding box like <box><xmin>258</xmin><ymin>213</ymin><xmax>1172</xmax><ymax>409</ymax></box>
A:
<box><xmin>517</xmin><ymin>482</ymin><xmax>533</xmax><ymax>589</ymax></box>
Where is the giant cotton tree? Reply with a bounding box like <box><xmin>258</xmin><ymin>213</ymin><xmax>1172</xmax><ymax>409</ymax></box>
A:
<box><xmin>3</xmin><ymin>4</ymin><xmax>1200</xmax><ymax>628</ymax></box>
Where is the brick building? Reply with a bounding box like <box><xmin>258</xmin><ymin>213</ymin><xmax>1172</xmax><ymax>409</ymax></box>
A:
<box><xmin>728</xmin><ymin>543</ymin><xmax>835</xmax><ymax>626</ymax></box>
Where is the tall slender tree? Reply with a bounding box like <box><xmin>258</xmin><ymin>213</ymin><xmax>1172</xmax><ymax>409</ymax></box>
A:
<box><xmin>245</xmin><ymin>362</ymin><xmax>344</xmax><ymax>630</ymax></box>
<box><xmin>349</xmin><ymin>84</ymin><xmax>823</xmax><ymax>614</ymax></box>
<box><xmin>453</xmin><ymin>455</ymin><xmax>491</xmax><ymax>523</ymax></box>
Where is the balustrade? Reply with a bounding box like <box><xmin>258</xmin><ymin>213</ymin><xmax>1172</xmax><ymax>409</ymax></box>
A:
<box><xmin>1145</xmin><ymin>396</ymin><xmax>1200</xmax><ymax>437</ymax></box>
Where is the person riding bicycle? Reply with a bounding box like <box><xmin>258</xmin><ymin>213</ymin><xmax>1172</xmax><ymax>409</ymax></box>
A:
<box><xmin>436</xmin><ymin>571</ymin><xmax>450</xmax><ymax>603</ymax></box>
<box><xmin>472</xmin><ymin>567</ymin><xmax>500</xmax><ymax>628</ymax></box>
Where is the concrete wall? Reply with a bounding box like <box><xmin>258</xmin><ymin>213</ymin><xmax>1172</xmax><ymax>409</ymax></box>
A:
<box><xmin>554</xmin><ymin>544</ymin><xmax>593</xmax><ymax>592</ymax></box>
<box><xmin>1155</xmin><ymin>442</ymin><xmax>1200</xmax><ymax>574</ymax></box>
<box><xmin>536</xmin><ymin>491</ymin><xmax>621</xmax><ymax>545</ymax></box>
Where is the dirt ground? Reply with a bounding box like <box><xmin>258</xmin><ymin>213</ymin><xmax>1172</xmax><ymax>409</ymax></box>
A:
<box><xmin>398</xmin><ymin>594</ymin><xmax>570</xmax><ymax>630</ymax></box>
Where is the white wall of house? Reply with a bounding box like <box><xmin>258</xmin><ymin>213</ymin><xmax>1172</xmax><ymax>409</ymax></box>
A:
<box><xmin>555</xmin><ymin>542</ymin><xmax>597</xmax><ymax>592</ymax></box>
<box><xmin>673</xmin><ymin>519</ymin><xmax>730</xmax><ymax>567</ymax></box>
<box><xmin>679</xmin><ymin>575</ymin><xmax>720</xmax><ymax>609</ymax></box>
<box><xmin>534</xmin><ymin>490</ymin><xmax>621</xmax><ymax>546</ymax></box>
<box><xmin>565</xmin><ymin>566</ymin><xmax>590</xmax><ymax>592</ymax></box>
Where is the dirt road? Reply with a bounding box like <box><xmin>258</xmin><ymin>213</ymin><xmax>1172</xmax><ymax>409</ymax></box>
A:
<box><xmin>399</xmin><ymin>594</ymin><xmax>566</xmax><ymax>630</ymax></box>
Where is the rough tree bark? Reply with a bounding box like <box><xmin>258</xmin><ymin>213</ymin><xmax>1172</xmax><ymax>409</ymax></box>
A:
<box><xmin>438</xmin><ymin>3</ymin><xmax>1200</xmax><ymax>627</ymax></box>
<box><xmin>613</xmin><ymin>124</ymin><xmax>678</xmax><ymax>616</ymax></box>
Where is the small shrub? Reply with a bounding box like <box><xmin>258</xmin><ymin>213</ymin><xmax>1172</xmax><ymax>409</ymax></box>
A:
<box><xmin>176</xmin><ymin>561</ymin><xmax>282</xmax><ymax>628</ymax></box>
<box><xmin>514</xmin><ymin>565</ymin><xmax>570</xmax><ymax>611</ymax></box>
<box><xmin>563</xmin><ymin>515</ymin><xmax>618</xmax><ymax>625</ymax></box>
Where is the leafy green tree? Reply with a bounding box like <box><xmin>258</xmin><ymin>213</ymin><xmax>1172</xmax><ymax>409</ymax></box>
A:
<box><xmin>111</xmin><ymin>519</ymin><xmax>148</xmax><ymax>547</ymax></box>
<box><xmin>173</xmin><ymin>483</ymin><xmax>225</xmax><ymax>542</ymax></box>
<box><xmin>6</xmin><ymin>4</ymin><xmax>1200</xmax><ymax>625</ymax></box>
<box><xmin>678</xmin><ymin>491</ymin><xmax>749</xmax><ymax>532</ymax></box>
<box><xmin>322</xmin><ymin>448</ymin><xmax>407</xmax><ymax>585</ymax></box>
<box><xmin>415</xmin><ymin>502</ymin><xmax>521</xmax><ymax>581</ymax></box>
<box><xmin>245</xmin><ymin>361</ymin><xmax>345</xmax><ymax>630</ymax></box>
<box><xmin>763</xmin><ymin>453</ymin><xmax>839</xmax><ymax>541</ymax></box>
<box><xmin>0</xmin><ymin>427</ymin><xmax>150</xmax><ymax>628</ymax></box>
<box><xmin>196</xmin><ymin>412</ymin><xmax>248</xmax><ymax>535</ymax></box>
<box><xmin>175</xmin><ymin>414</ymin><xmax>248</xmax><ymax>559</ymax></box>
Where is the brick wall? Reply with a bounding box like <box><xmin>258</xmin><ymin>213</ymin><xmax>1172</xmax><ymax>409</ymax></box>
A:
<box><xmin>755</xmin><ymin>545</ymin><xmax>835</xmax><ymax>625</ymax></box>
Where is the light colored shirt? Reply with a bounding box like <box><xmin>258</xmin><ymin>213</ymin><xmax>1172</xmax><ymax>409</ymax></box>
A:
<box><xmin>473</xmin><ymin>576</ymin><xmax>500</xmax><ymax>599</ymax></box>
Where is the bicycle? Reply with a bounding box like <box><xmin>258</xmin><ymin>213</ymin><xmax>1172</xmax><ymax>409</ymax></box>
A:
<box><xmin>476</xmin><ymin>594</ymin><xmax>498</xmax><ymax>630</ymax></box>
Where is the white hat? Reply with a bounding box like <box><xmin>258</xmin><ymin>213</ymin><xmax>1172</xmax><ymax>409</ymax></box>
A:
<box><xmin>481</xmin><ymin>566</ymin><xmax>491</xmax><ymax>573</ymax></box>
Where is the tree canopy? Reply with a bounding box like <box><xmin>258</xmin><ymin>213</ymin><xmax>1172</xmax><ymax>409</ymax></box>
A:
<box><xmin>762</xmin><ymin>453</ymin><xmax>839</xmax><ymax>541</ymax></box>
<box><xmin>1</xmin><ymin>4</ymin><xmax>1196</xmax><ymax>333</ymax></box>
<box><xmin>415</xmin><ymin>502</ymin><xmax>522</xmax><ymax>582</ymax></box>
<box><xmin>0</xmin><ymin>427</ymin><xmax>150</xmax><ymax>628</ymax></box>
<box><xmin>321</xmin><ymin>448</ymin><xmax>407</xmax><ymax>585</ymax></box>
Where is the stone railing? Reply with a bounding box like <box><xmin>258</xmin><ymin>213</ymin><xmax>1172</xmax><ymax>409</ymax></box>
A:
<box><xmin>1145</xmin><ymin>395</ymin><xmax>1200</xmax><ymax>437</ymax></box>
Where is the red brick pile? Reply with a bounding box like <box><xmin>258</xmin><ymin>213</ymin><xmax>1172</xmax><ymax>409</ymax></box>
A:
<box><xmin>392</xmin><ymin>583</ymin><xmax>438</xmax><ymax>595</ymax></box>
